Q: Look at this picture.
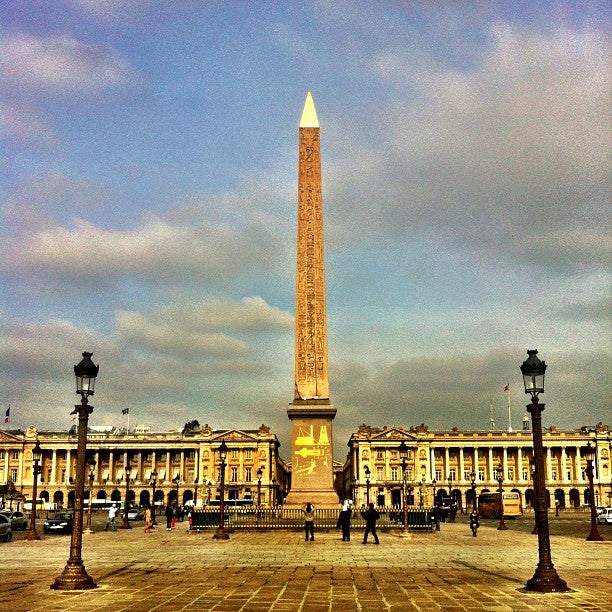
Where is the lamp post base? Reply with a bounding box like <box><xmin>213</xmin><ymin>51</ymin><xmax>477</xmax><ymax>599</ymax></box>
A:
<box><xmin>51</xmin><ymin>561</ymin><xmax>97</xmax><ymax>590</ymax></box>
<box><xmin>83</xmin><ymin>528</ymin><xmax>94</xmax><ymax>534</ymax></box>
<box><xmin>525</xmin><ymin>564</ymin><xmax>569</xmax><ymax>593</ymax></box>
<box><xmin>212</xmin><ymin>527</ymin><xmax>230</xmax><ymax>540</ymax></box>
<box><xmin>24</xmin><ymin>529</ymin><xmax>41</xmax><ymax>541</ymax></box>
<box><xmin>398</xmin><ymin>529</ymin><xmax>412</xmax><ymax>539</ymax></box>
<box><xmin>586</xmin><ymin>528</ymin><xmax>604</xmax><ymax>542</ymax></box>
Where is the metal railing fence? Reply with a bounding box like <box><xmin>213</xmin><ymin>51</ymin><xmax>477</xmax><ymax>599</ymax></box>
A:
<box><xmin>189</xmin><ymin>506</ymin><xmax>434</xmax><ymax>531</ymax></box>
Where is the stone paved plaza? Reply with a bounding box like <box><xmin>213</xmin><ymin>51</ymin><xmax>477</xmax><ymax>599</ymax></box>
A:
<box><xmin>0</xmin><ymin>514</ymin><xmax>610</xmax><ymax>611</ymax></box>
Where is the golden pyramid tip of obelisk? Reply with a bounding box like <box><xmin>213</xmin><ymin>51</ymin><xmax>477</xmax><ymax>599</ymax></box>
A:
<box><xmin>300</xmin><ymin>91</ymin><xmax>319</xmax><ymax>128</ymax></box>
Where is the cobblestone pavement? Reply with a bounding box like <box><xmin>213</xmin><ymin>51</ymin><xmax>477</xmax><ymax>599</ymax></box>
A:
<box><xmin>0</xmin><ymin>515</ymin><xmax>610</xmax><ymax>611</ymax></box>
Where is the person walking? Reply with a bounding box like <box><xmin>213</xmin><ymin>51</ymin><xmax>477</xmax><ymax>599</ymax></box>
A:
<box><xmin>143</xmin><ymin>505</ymin><xmax>153</xmax><ymax>533</ymax></box>
<box><xmin>104</xmin><ymin>504</ymin><xmax>117</xmax><ymax>532</ymax></box>
<box><xmin>164</xmin><ymin>503</ymin><xmax>174</xmax><ymax>530</ymax></box>
<box><xmin>431</xmin><ymin>503</ymin><xmax>441</xmax><ymax>531</ymax></box>
<box><xmin>469</xmin><ymin>509</ymin><xmax>479</xmax><ymax>537</ymax></box>
<box><xmin>361</xmin><ymin>502</ymin><xmax>380</xmax><ymax>544</ymax></box>
<box><xmin>336</xmin><ymin>500</ymin><xmax>352</xmax><ymax>541</ymax></box>
<box><xmin>303</xmin><ymin>502</ymin><xmax>315</xmax><ymax>541</ymax></box>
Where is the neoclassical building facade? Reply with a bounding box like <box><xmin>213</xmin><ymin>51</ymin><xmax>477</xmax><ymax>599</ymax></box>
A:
<box><xmin>2</xmin><ymin>420</ymin><xmax>610</xmax><ymax>512</ymax></box>
<box><xmin>0</xmin><ymin>423</ymin><xmax>290</xmax><ymax>510</ymax></box>
<box><xmin>341</xmin><ymin>421</ymin><xmax>611</xmax><ymax>510</ymax></box>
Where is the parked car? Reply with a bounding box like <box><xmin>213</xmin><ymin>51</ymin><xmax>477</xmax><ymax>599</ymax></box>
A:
<box><xmin>44</xmin><ymin>512</ymin><xmax>74</xmax><ymax>534</ymax></box>
<box><xmin>0</xmin><ymin>514</ymin><xmax>13</xmax><ymax>542</ymax></box>
<box><xmin>0</xmin><ymin>510</ymin><xmax>28</xmax><ymax>531</ymax></box>
<box><xmin>127</xmin><ymin>508</ymin><xmax>145</xmax><ymax>521</ymax></box>
<box><xmin>596</xmin><ymin>508</ymin><xmax>612</xmax><ymax>525</ymax></box>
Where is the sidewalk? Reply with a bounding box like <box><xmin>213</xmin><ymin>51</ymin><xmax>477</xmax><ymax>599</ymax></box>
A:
<box><xmin>1</xmin><ymin>518</ymin><xmax>610</xmax><ymax>611</ymax></box>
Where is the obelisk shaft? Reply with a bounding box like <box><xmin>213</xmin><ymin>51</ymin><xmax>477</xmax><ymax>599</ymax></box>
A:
<box><xmin>294</xmin><ymin>92</ymin><xmax>329</xmax><ymax>401</ymax></box>
<box><xmin>286</xmin><ymin>92</ymin><xmax>338</xmax><ymax>508</ymax></box>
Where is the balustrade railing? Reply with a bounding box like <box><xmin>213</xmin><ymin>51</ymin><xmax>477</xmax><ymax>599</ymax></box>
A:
<box><xmin>189</xmin><ymin>506</ymin><xmax>433</xmax><ymax>530</ymax></box>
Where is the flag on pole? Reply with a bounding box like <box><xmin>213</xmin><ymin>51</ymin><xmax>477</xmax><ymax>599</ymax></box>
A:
<box><xmin>122</xmin><ymin>408</ymin><xmax>129</xmax><ymax>415</ymax></box>
<box><xmin>3</xmin><ymin>407</ymin><xmax>9</xmax><ymax>424</ymax></box>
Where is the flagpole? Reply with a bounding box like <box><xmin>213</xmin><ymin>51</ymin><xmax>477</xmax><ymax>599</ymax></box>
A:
<box><xmin>505</xmin><ymin>384</ymin><xmax>512</xmax><ymax>432</ymax></box>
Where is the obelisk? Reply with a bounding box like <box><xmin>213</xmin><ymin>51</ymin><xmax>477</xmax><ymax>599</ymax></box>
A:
<box><xmin>286</xmin><ymin>92</ymin><xmax>338</xmax><ymax>507</ymax></box>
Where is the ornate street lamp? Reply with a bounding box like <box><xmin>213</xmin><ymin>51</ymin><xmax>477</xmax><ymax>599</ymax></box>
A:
<box><xmin>52</xmin><ymin>352</ymin><xmax>98</xmax><ymax>590</ymax></box>
<box><xmin>447</xmin><ymin>475</ymin><xmax>455</xmax><ymax>522</ymax></box>
<box><xmin>495</xmin><ymin>465</ymin><xmax>507</xmax><ymax>530</ymax></box>
<box><xmin>432</xmin><ymin>478</ymin><xmax>437</xmax><ymax>505</ymax></box>
<box><xmin>521</xmin><ymin>349</ymin><xmax>568</xmax><ymax>592</ymax></box>
<box><xmin>470</xmin><ymin>471</ymin><xmax>477</xmax><ymax>513</ymax></box>
<box><xmin>25</xmin><ymin>441</ymin><xmax>43</xmax><ymax>541</ymax></box>
<box><xmin>364</xmin><ymin>465</ymin><xmax>371</xmax><ymax>505</ymax></box>
<box><xmin>120</xmin><ymin>463</ymin><xmax>132</xmax><ymax>529</ymax></box>
<box><xmin>193</xmin><ymin>478</ymin><xmax>199</xmax><ymax>507</ymax></box>
<box><xmin>206</xmin><ymin>479</ymin><xmax>213</xmax><ymax>505</ymax></box>
<box><xmin>529</xmin><ymin>456</ymin><xmax>538</xmax><ymax>534</ymax></box>
<box><xmin>256</xmin><ymin>467</ymin><xmax>263</xmax><ymax>507</ymax></box>
<box><xmin>583</xmin><ymin>442</ymin><xmax>604</xmax><ymax>542</ymax></box>
<box><xmin>213</xmin><ymin>441</ymin><xmax>229</xmax><ymax>540</ymax></box>
<box><xmin>172</xmin><ymin>474</ymin><xmax>181</xmax><ymax>507</ymax></box>
<box><xmin>271</xmin><ymin>477</ymin><xmax>277</xmax><ymax>508</ymax></box>
<box><xmin>84</xmin><ymin>458</ymin><xmax>96</xmax><ymax>534</ymax></box>
<box><xmin>419</xmin><ymin>478</ymin><xmax>426</xmax><ymax>508</ymax></box>
<box><xmin>150</xmin><ymin>470</ymin><xmax>158</xmax><ymax>525</ymax></box>
<box><xmin>399</xmin><ymin>442</ymin><xmax>409</xmax><ymax>536</ymax></box>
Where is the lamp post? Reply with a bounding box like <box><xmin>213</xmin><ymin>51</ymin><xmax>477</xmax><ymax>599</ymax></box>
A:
<box><xmin>271</xmin><ymin>477</ymin><xmax>277</xmax><ymax>508</ymax></box>
<box><xmin>447</xmin><ymin>475</ymin><xmax>455</xmax><ymax>522</ymax></box>
<box><xmin>256</xmin><ymin>467</ymin><xmax>263</xmax><ymax>507</ymax></box>
<box><xmin>495</xmin><ymin>465</ymin><xmax>507</xmax><ymax>530</ymax></box>
<box><xmin>25</xmin><ymin>441</ymin><xmax>42</xmax><ymax>541</ymax></box>
<box><xmin>583</xmin><ymin>442</ymin><xmax>603</xmax><ymax>541</ymax></box>
<box><xmin>52</xmin><ymin>352</ymin><xmax>98</xmax><ymax>590</ymax></box>
<box><xmin>150</xmin><ymin>470</ymin><xmax>158</xmax><ymax>525</ymax></box>
<box><xmin>364</xmin><ymin>466</ymin><xmax>371</xmax><ymax>505</ymax></box>
<box><xmin>419</xmin><ymin>478</ymin><xmax>425</xmax><ymax>508</ymax></box>
<box><xmin>173</xmin><ymin>474</ymin><xmax>181</xmax><ymax>507</ymax></box>
<box><xmin>213</xmin><ymin>441</ymin><xmax>229</xmax><ymax>540</ymax></box>
<box><xmin>520</xmin><ymin>349</ymin><xmax>568</xmax><ymax>592</ymax></box>
<box><xmin>120</xmin><ymin>464</ymin><xmax>132</xmax><ymax>529</ymax></box>
<box><xmin>193</xmin><ymin>478</ymin><xmax>199</xmax><ymax>508</ymax></box>
<box><xmin>399</xmin><ymin>442</ymin><xmax>409</xmax><ymax>536</ymax></box>
<box><xmin>470</xmin><ymin>471</ymin><xmax>477</xmax><ymax>513</ymax></box>
<box><xmin>206</xmin><ymin>480</ymin><xmax>213</xmax><ymax>505</ymax></box>
<box><xmin>432</xmin><ymin>478</ymin><xmax>437</xmax><ymax>506</ymax></box>
<box><xmin>529</xmin><ymin>456</ymin><xmax>538</xmax><ymax>534</ymax></box>
<box><xmin>84</xmin><ymin>458</ymin><xmax>96</xmax><ymax>534</ymax></box>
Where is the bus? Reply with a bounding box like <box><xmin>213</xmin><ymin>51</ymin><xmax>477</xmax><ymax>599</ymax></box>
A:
<box><xmin>477</xmin><ymin>492</ymin><xmax>522</xmax><ymax>519</ymax></box>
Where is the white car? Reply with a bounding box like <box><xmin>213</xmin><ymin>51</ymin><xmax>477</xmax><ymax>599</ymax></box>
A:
<box><xmin>0</xmin><ymin>514</ymin><xmax>13</xmax><ymax>542</ymax></box>
<box><xmin>596</xmin><ymin>507</ymin><xmax>612</xmax><ymax>525</ymax></box>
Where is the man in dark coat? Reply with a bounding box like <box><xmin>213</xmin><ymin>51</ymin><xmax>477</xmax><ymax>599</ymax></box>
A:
<box><xmin>336</xmin><ymin>500</ymin><xmax>352</xmax><ymax>541</ymax></box>
<box><xmin>361</xmin><ymin>502</ymin><xmax>380</xmax><ymax>544</ymax></box>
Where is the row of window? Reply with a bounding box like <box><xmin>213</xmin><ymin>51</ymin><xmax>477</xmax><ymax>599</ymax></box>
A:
<box><xmin>369</xmin><ymin>467</ymin><xmax>584</xmax><ymax>483</ymax></box>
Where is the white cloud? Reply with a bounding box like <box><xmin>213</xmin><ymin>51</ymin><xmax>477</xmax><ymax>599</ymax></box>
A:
<box><xmin>328</xmin><ymin>25</ymin><xmax>611</xmax><ymax>274</ymax></box>
<box><xmin>0</xmin><ymin>103</ymin><xmax>57</xmax><ymax>147</ymax></box>
<box><xmin>1</xmin><ymin>32</ymin><xmax>134</xmax><ymax>91</ymax></box>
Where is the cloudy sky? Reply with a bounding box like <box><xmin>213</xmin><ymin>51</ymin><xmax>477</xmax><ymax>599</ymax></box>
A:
<box><xmin>1</xmin><ymin>1</ymin><xmax>610</xmax><ymax>460</ymax></box>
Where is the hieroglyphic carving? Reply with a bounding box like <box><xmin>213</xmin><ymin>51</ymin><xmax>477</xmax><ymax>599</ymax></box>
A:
<box><xmin>295</xmin><ymin>126</ymin><xmax>329</xmax><ymax>400</ymax></box>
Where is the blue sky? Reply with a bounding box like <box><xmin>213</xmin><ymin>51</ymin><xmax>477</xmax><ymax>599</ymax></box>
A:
<box><xmin>1</xmin><ymin>1</ymin><xmax>610</xmax><ymax>460</ymax></box>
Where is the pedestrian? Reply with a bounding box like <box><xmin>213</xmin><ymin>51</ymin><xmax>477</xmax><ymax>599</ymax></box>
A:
<box><xmin>431</xmin><ymin>503</ymin><xmax>441</xmax><ymax>531</ymax></box>
<box><xmin>361</xmin><ymin>502</ymin><xmax>380</xmax><ymax>544</ymax></box>
<box><xmin>470</xmin><ymin>509</ymin><xmax>479</xmax><ymax>537</ymax></box>
<box><xmin>164</xmin><ymin>503</ymin><xmax>174</xmax><ymax>530</ymax></box>
<box><xmin>336</xmin><ymin>500</ymin><xmax>352</xmax><ymax>541</ymax></box>
<box><xmin>143</xmin><ymin>505</ymin><xmax>153</xmax><ymax>533</ymax></box>
<box><xmin>105</xmin><ymin>504</ymin><xmax>117</xmax><ymax>531</ymax></box>
<box><xmin>303</xmin><ymin>502</ymin><xmax>315</xmax><ymax>541</ymax></box>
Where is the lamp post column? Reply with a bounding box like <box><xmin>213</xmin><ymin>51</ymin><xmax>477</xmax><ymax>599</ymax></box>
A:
<box><xmin>84</xmin><ymin>459</ymin><xmax>96</xmax><ymax>534</ymax></box>
<box><xmin>52</xmin><ymin>352</ymin><xmax>98</xmax><ymax>591</ymax></box>
<box><xmin>470</xmin><ymin>472</ymin><xmax>477</xmax><ymax>513</ymax></box>
<box><xmin>526</xmin><ymin>396</ymin><xmax>567</xmax><ymax>591</ymax></box>
<box><xmin>150</xmin><ymin>470</ymin><xmax>158</xmax><ymax>525</ymax></box>
<box><xmin>496</xmin><ymin>466</ymin><xmax>507</xmax><ymax>530</ymax></box>
<box><xmin>584</xmin><ymin>443</ymin><xmax>603</xmax><ymax>541</ymax></box>
<box><xmin>25</xmin><ymin>441</ymin><xmax>42</xmax><ymax>541</ymax></box>
<box><xmin>213</xmin><ymin>441</ymin><xmax>229</xmax><ymax>540</ymax></box>
<box><xmin>364</xmin><ymin>466</ymin><xmax>371</xmax><ymax>506</ymax></box>
<box><xmin>120</xmin><ymin>464</ymin><xmax>132</xmax><ymax>529</ymax></box>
